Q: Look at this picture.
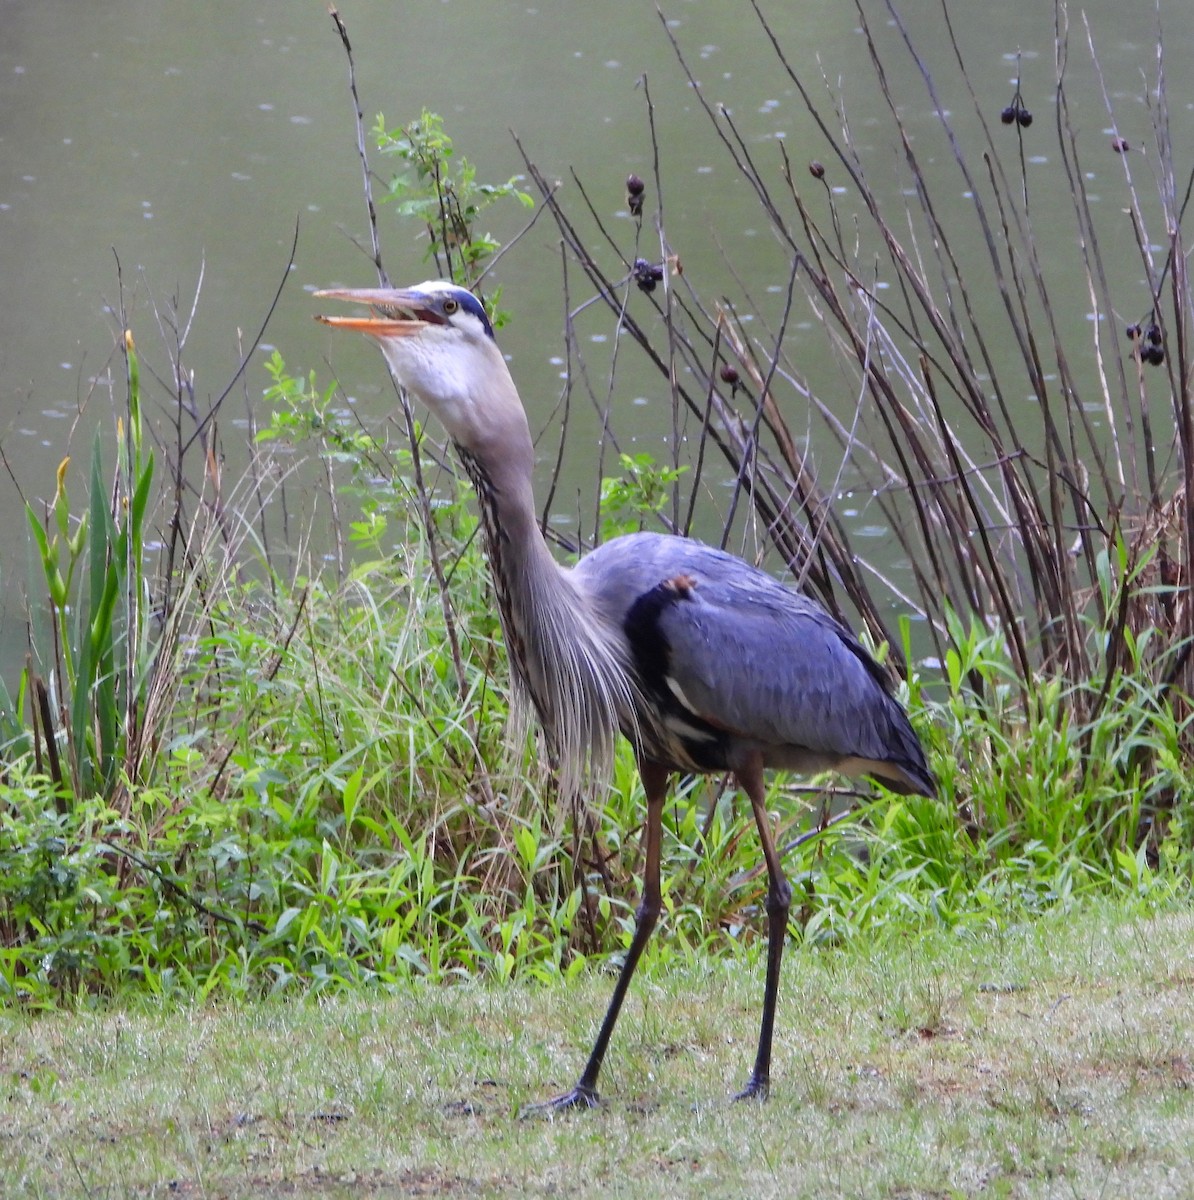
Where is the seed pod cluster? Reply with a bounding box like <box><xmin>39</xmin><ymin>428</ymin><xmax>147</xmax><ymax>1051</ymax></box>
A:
<box><xmin>1127</xmin><ymin>321</ymin><xmax>1165</xmax><ymax>367</ymax></box>
<box><xmin>1000</xmin><ymin>78</ymin><xmax>1033</xmax><ymax>130</ymax></box>
<box><xmin>633</xmin><ymin>257</ymin><xmax>664</xmax><ymax>293</ymax></box>
<box><xmin>1000</xmin><ymin>100</ymin><xmax>1033</xmax><ymax>128</ymax></box>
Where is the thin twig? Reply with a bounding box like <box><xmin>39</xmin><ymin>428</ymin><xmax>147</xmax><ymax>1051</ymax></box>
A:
<box><xmin>102</xmin><ymin>839</ymin><xmax>268</xmax><ymax>935</ymax></box>
<box><xmin>328</xmin><ymin>5</ymin><xmax>388</xmax><ymax>286</ymax></box>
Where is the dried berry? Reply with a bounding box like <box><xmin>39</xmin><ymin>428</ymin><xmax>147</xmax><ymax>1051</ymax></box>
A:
<box><xmin>1017</xmin><ymin>108</ymin><xmax>1033</xmax><ymax>127</ymax></box>
<box><xmin>1143</xmin><ymin>344</ymin><xmax>1165</xmax><ymax>367</ymax></box>
<box><xmin>1000</xmin><ymin>106</ymin><xmax>1017</xmax><ymax>125</ymax></box>
<box><xmin>1111</xmin><ymin>136</ymin><xmax>1130</xmax><ymax>154</ymax></box>
<box><xmin>719</xmin><ymin>363</ymin><xmax>740</xmax><ymax>386</ymax></box>
<box><xmin>626</xmin><ymin>173</ymin><xmax>645</xmax><ymax>217</ymax></box>
<box><xmin>1147</xmin><ymin>323</ymin><xmax>1163</xmax><ymax>346</ymax></box>
<box><xmin>1126</xmin><ymin>323</ymin><xmax>1141</xmax><ymax>341</ymax></box>
<box><xmin>808</xmin><ymin>160</ymin><xmax>825</xmax><ymax>179</ymax></box>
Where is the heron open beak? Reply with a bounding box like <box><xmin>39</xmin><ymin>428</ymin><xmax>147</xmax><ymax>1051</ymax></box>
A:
<box><xmin>313</xmin><ymin>287</ymin><xmax>435</xmax><ymax>337</ymax></box>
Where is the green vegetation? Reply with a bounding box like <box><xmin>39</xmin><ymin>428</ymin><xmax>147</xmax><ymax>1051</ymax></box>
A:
<box><xmin>2</xmin><ymin>382</ymin><xmax>1185</xmax><ymax>1003</ymax></box>
<box><xmin>0</xmin><ymin>16</ymin><xmax>1190</xmax><ymax>1191</ymax></box>
<box><xmin>376</xmin><ymin>107</ymin><xmax>533</xmax><ymax>289</ymax></box>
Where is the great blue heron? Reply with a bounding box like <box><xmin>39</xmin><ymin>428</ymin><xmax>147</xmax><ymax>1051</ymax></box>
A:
<box><xmin>316</xmin><ymin>279</ymin><xmax>937</xmax><ymax>1110</ymax></box>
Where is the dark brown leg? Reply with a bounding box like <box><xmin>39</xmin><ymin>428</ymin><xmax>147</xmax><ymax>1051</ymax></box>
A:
<box><xmin>524</xmin><ymin>759</ymin><xmax>669</xmax><ymax>1114</ymax></box>
<box><xmin>734</xmin><ymin>755</ymin><xmax>791</xmax><ymax>1101</ymax></box>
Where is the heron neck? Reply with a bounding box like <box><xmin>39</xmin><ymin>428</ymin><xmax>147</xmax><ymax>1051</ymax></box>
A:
<box><xmin>455</xmin><ymin>436</ymin><xmax>568</xmax><ymax>649</ymax></box>
<box><xmin>453</xmin><ymin>427</ymin><xmax>635</xmax><ymax>795</ymax></box>
<box><xmin>448</xmin><ymin>364</ymin><xmax>573</xmax><ymax>658</ymax></box>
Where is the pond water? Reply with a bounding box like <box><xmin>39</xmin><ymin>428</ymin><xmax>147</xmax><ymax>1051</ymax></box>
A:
<box><xmin>1</xmin><ymin>0</ymin><xmax>1190</xmax><ymax>675</ymax></box>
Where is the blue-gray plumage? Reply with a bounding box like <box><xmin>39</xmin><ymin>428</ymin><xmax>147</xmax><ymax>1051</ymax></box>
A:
<box><xmin>576</xmin><ymin>531</ymin><xmax>934</xmax><ymax>792</ymax></box>
<box><xmin>316</xmin><ymin>279</ymin><xmax>936</xmax><ymax>1112</ymax></box>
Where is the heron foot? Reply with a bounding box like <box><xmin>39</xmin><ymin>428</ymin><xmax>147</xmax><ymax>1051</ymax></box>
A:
<box><xmin>520</xmin><ymin>1082</ymin><xmax>601</xmax><ymax>1117</ymax></box>
<box><xmin>732</xmin><ymin>1074</ymin><xmax>770</xmax><ymax>1102</ymax></box>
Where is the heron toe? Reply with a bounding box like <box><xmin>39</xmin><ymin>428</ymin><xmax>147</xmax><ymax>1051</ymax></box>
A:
<box><xmin>732</xmin><ymin>1075</ymin><xmax>770</xmax><ymax>1102</ymax></box>
<box><xmin>520</xmin><ymin>1083</ymin><xmax>602</xmax><ymax>1117</ymax></box>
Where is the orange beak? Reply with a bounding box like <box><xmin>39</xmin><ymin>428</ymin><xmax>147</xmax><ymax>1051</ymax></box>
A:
<box><xmin>313</xmin><ymin>287</ymin><xmax>436</xmax><ymax>337</ymax></box>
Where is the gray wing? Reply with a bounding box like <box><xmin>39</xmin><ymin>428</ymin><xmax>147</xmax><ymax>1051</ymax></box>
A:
<box><xmin>574</xmin><ymin>532</ymin><xmax>935</xmax><ymax>794</ymax></box>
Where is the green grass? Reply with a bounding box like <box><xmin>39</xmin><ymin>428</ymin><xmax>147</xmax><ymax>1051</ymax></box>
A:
<box><xmin>4</xmin><ymin>899</ymin><xmax>1194</xmax><ymax>1198</ymax></box>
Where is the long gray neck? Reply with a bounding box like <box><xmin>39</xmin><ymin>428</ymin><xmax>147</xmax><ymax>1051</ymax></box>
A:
<box><xmin>455</xmin><ymin>441</ymin><xmax>561</xmax><ymax>694</ymax></box>
<box><xmin>454</xmin><ymin>437</ymin><xmax>637</xmax><ymax>797</ymax></box>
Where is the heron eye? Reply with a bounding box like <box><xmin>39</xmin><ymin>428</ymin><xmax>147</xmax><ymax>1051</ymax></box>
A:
<box><xmin>442</xmin><ymin>298</ymin><xmax>459</xmax><ymax>315</ymax></box>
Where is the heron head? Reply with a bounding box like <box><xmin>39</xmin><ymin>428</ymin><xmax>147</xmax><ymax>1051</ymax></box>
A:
<box><xmin>316</xmin><ymin>280</ymin><xmax>510</xmax><ymax>448</ymax></box>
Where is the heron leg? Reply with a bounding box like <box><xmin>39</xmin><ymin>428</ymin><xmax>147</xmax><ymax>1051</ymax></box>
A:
<box><xmin>734</xmin><ymin>756</ymin><xmax>792</xmax><ymax>1101</ymax></box>
<box><xmin>524</xmin><ymin>759</ymin><xmax>668</xmax><ymax>1114</ymax></box>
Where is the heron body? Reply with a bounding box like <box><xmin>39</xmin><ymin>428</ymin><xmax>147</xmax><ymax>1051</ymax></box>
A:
<box><xmin>576</xmin><ymin>532</ymin><xmax>934</xmax><ymax>790</ymax></box>
<box><xmin>316</xmin><ymin>279</ymin><xmax>937</xmax><ymax>1109</ymax></box>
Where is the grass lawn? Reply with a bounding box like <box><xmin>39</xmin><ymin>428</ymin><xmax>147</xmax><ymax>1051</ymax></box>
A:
<box><xmin>3</xmin><ymin>900</ymin><xmax>1193</xmax><ymax>1198</ymax></box>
